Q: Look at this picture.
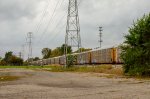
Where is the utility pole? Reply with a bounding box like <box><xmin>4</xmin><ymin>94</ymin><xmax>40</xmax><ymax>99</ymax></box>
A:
<box><xmin>27</xmin><ymin>32</ymin><xmax>33</xmax><ymax>63</ymax></box>
<box><xmin>98</xmin><ymin>27</ymin><xmax>103</xmax><ymax>48</ymax></box>
<box><xmin>65</xmin><ymin>0</ymin><xmax>82</xmax><ymax>67</ymax></box>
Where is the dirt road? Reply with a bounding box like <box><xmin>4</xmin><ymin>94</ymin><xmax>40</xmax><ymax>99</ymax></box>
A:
<box><xmin>0</xmin><ymin>69</ymin><xmax>150</xmax><ymax>99</ymax></box>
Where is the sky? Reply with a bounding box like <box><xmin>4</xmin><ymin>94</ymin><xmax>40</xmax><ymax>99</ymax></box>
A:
<box><xmin>0</xmin><ymin>0</ymin><xmax>150</xmax><ymax>59</ymax></box>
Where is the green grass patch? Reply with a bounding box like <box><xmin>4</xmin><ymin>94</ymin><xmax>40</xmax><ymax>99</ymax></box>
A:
<box><xmin>0</xmin><ymin>76</ymin><xmax>21</xmax><ymax>82</ymax></box>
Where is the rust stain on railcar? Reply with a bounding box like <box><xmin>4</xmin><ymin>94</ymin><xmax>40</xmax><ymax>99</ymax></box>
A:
<box><xmin>111</xmin><ymin>48</ymin><xmax>117</xmax><ymax>63</ymax></box>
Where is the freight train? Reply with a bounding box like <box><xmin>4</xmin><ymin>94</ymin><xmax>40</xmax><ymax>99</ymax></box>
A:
<box><xmin>32</xmin><ymin>47</ymin><xmax>123</xmax><ymax>66</ymax></box>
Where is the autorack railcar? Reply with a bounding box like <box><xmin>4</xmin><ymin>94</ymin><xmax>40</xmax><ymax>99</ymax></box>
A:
<box><xmin>32</xmin><ymin>46</ymin><xmax>123</xmax><ymax>65</ymax></box>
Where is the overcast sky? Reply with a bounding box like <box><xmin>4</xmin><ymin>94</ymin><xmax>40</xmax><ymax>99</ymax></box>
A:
<box><xmin>0</xmin><ymin>0</ymin><xmax>150</xmax><ymax>59</ymax></box>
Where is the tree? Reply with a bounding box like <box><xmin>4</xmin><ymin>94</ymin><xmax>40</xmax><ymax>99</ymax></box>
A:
<box><xmin>3</xmin><ymin>51</ymin><xmax>13</xmax><ymax>64</ymax></box>
<box><xmin>42</xmin><ymin>48</ymin><xmax>51</xmax><ymax>59</ymax></box>
<box><xmin>41</xmin><ymin>44</ymin><xmax>72</xmax><ymax>58</ymax></box>
<box><xmin>0</xmin><ymin>57</ymin><xmax>2</xmax><ymax>61</ymax></box>
<box><xmin>74</xmin><ymin>48</ymin><xmax>92</xmax><ymax>53</ymax></box>
<box><xmin>9</xmin><ymin>56</ymin><xmax>23</xmax><ymax>66</ymax></box>
<box><xmin>60</xmin><ymin>44</ymin><xmax>72</xmax><ymax>55</ymax></box>
<box><xmin>67</xmin><ymin>55</ymin><xmax>75</xmax><ymax>68</ymax></box>
<box><xmin>50</xmin><ymin>44</ymin><xmax>72</xmax><ymax>57</ymax></box>
<box><xmin>51</xmin><ymin>47</ymin><xmax>61</xmax><ymax>57</ymax></box>
<box><xmin>0</xmin><ymin>60</ymin><xmax>7</xmax><ymax>66</ymax></box>
<box><xmin>3</xmin><ymin>51</ymin><xmax>13</xmax><ymax>63</ymax></box>
<box><xmin>2</xmin><ymin>51</ymin><xmax>23</xmax><ymax>66</ymax></box>
<box><xmin>33</xmin><ymin>57</ymin><xmax>40</xmax><ymax>61</ymax></box>
<box><xmin>121</xmin><ymin>13</ymin><xmax>150</xmax><ymax>76</ymax></box>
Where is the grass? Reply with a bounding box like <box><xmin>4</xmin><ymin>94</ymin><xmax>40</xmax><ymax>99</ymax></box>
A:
<box><xmin>0</xmin><ymin>65</ymin><xmax>149</xmax><ymax>79</ymax></box>
<box><xmin>48</xmin><ymin>65</ymin><xmax>124</xmax><ymax>76</ymax></box>
<box><xmin>0</xmin><ymin>65</ymin><xmax>123</xmax><ymax>76</ymax></box>
<box><xmin>0</xmin><ymin>76</ymin><xmax>21</xmax><ymax>82</ymax></box>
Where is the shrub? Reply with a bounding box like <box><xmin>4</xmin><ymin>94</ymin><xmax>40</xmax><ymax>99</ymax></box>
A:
<box><xmin>0</xmin><ymin>60</ymin><xmax>7</xmax><ymax>66</ymax></box>
<box><xmin>121</xmin><ymin>13</ymin><xmax>150</xmax><ymax>76</ymax></box>
<box><xmin>66</xmin><ymin>55</ymin><xmax>76</xmax><ymax>68</ymax></box>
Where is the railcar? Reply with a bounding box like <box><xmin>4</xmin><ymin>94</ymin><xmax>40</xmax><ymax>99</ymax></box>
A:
<box><xmin>114</xmin><ymin>47</ymin><xmax>123</xmax><ymax>64</ymax></box>
<box><xmin>47</xmin><ymin>58</ymin><xmax>51</xmax><ymax>65</ymax></box>
<box><xmin>42</xmin><ymin>59</ymin><xmax>47</xmax><ymax>65</ymax></box>
<box><xmin>37</xmin><ymin>60</ymin><xmax>43</xmax><ymax>66</ymax></box>
<box><xmin>50</xmin><ymin>58</ymin><xmax>55</xmax><ymax>64</ymax></box>
<box><xmin>32</xmin><ymin>46</ymin><xmax>123</xmax><ymax>66</ymax></box>
<box><xmin>59</xmin><ymin>54</ymin><xmax>78</xmax><ymax>65</ymax></box>
<box><xmin>54</xmin><ymin>57</ymin><xmax>60</xmax><ymax>64</ymax></box>
<box><xmin>77</xmin><ymin>51</ymin><xmax>91</xmax><ymax>64</ymax></box>
<box><xmin>90</xmin><ymin>48</ymin><xmax>114</xmax><ymax>64</ymax></box>
<box><xmin>60</xmin><ymin>55</ymin><xmax>65</xmax><ymax>65</ymax></box>
<box><xmin>44</xmin><ymin>58</ymin><xmax>50</xmax><ymax>65</ymax></box>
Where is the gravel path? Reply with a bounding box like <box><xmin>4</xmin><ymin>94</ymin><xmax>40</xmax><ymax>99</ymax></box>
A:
<box><xmin>0</xmin><ymin>69</ymin><xmax>150</xmax><ymax>99</ymax></box>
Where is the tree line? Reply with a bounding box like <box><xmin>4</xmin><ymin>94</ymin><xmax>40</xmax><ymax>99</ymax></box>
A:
<box><xmin>42</xmin><ymin>44</ymin><xmax>92</xmax><ymax>59</ymax></box>
<box><xmin>0</xmin><ymin>52</ymin><xmax>23</xmax><ymax>66</ymax></box>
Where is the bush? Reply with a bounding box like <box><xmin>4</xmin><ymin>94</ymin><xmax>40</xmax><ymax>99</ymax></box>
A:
<box><xmin>9</xmin><ymin>56</ymin><xmax>23</xmax><ymax>66</ymax></box>
<box><xmin>66</xmin><ymin>55</ymin><xmax>76</xmax><ymax>68</ymax></box>
<box><xmin>0</xmin><ymin>60</ymin><xmax>7</xmax><ymax>66</ymax></box>
<box><xmin>121</xmin><ymin>13</ymin><xmax>150</xmax><ymax>76</ymax></box>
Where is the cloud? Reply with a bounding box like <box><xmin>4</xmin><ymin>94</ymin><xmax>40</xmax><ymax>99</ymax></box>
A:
<box><xmin>0</xmin><ymin>0</ymin><xmax>150</xmax><ymax>58</ymax></box>
<box><xmin>79</xmin><ymin>0</ymin><xmax>150</xmax><ymax>48</ymax></box>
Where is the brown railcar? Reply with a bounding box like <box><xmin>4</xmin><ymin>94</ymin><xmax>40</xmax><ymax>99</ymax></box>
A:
<box><xmin>91</xmin><ymin>48</ymin><xmax>113</xmax><ymax>64</ymax></box>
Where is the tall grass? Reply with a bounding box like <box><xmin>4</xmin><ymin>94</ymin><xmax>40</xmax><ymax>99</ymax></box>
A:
<box><xmin>0</xmin><ymin>76</ymin><xmax>21</xmax><ymax>82</ymax></box>
<box><xmin>49</xmin><ymin>65</ymin><xmax>123</xmax><ymax>75</ymax></box>
<box><xmin>0</xmin><ymin>65</ymin><xmax>123</xmax><ymax>76</ymax></box>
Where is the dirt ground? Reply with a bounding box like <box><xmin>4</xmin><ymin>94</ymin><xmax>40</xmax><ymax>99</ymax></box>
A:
<box><xmin>0</xmin><ymin>69</ymin><xmax>150</xmax><ymax>99</ymax></box>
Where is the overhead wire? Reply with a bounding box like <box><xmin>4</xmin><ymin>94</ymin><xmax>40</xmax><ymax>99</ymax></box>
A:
<box><xmin>37</xmin><ymin>0</ymin><xmax>65</xmax><ymax>44</ymax></box>
<box><xmin>45</xmin><ymin>0</ymin><xmax>84</xmax><ymax>45</ymax></box>
<box><xmin>36</xmin><ymin>0</ymin><xmax>84</xmax><ymax>48</ymax></box>
<box><xmin>47</xmin><ymin>22</ymin><xmax>67</xmax><ymax>44</ymax></box>
<box><xmin>34</xmin><ymin>0</ymin><xmax>52</xmax><ymax>34</ymax></box>
<box><xmin>44</xmin><ymin>11</ymin><xmax>67</xmax><ymax>43</ymax></box>
<box><xmin>42</xmin><ymin>8</ymin><xmax>67</xmax><ymax>43</ymax></box>
<box><xmin>30</xmin><ymin>0</ymin><xmax>52</xmax><ymax>58</ymax></box>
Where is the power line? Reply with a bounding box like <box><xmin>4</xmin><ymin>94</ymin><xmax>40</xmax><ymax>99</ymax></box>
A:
<box><xmin>44</xmin><ymin>14</ymin><xmax>67</xmax><ymax>43</ymax></box>
<box><xmin>37</xmin><ymin>0</ymin><xmax>65</xmax><ymax>44</ymax></box>
<box><xmin>45</xmin><ymin>0</ymin><xmax>83</xmax><ymax>45</ymax></box>
<box><xmin>34</xmin><ymin>0</ymin><xmax>52</xmax><ymax>34</ymax></box>
<box><xmin>48</xmin><ymin>22</ymin><xmax>67</xmax><ymax>44</ymax></box>
<box><xmin>34</xmin><ymin>0</ymin><xmax>83</xmax><ymax>53</ymax></box>
<box><xmin>41</xmin><ymin>12</ymin><xmax>67</xmax><ymax>43</ymax></box>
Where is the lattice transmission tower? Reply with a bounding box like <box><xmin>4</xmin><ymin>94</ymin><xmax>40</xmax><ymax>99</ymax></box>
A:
<box><xmin>65</xmin><ymin>0</ymin><xmax>82</xmax><ymax>54</ymax></box>
<box><xmin>27</xmin><ymin>32</ymin><xmax>33</xmax><ymax>62</ymax></box>
<box><xmin>99</xmin><ymin>27</ymin><xmax>103</xmax><ymax>48</ymax></box>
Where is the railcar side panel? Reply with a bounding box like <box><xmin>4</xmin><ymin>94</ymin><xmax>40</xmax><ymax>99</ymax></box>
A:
<box><xmin>54</xmin><ymin>57</ymin><xmax>60</xmax><ymax>64</ymax></box>
<box><xmin>91</xmin><ymin>48</ymin><xmax>113</xmax><ymax>64</ymax></box>
<box><xmin>51</xmin><ymin>58</ymin><xmax>55</xmax><ymax>64</ymax></box>
<box><xmin>60</xmin><ymin>56</ymin><xmax>65</xmax><ymax>65</ymax></box>
<box><xmin>115</xmin><ymin>47</ymin><xmax>123</xmax><ymax>63</ymax></box>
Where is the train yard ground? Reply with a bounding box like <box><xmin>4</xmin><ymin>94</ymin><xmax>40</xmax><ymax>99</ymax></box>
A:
<box><xmin>0</xmin><ymin>66</ymin><xmax>150</xmax><ymax>99</ymax></box>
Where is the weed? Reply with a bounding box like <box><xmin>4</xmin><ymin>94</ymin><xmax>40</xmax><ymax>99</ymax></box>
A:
<box><xmin>48</xmin><ymin>65</ymin><xmax>124</xmax><ymax>76</ymax></box>
<box><xmin>0</xmin><ymin>76</ymin><xmax>21</xmax><ymax>82</ymax></box>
